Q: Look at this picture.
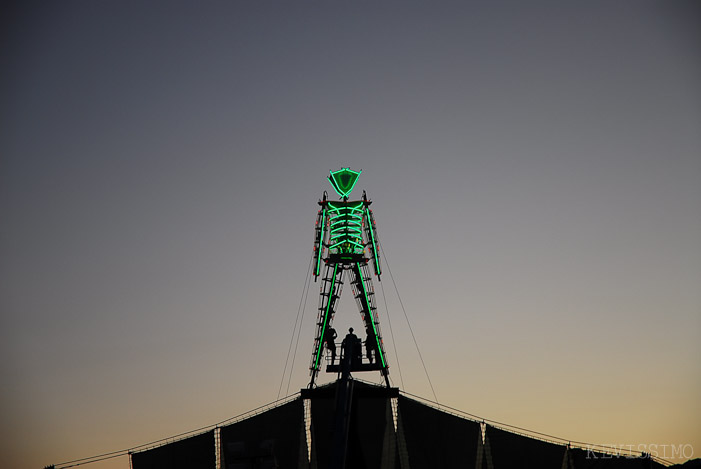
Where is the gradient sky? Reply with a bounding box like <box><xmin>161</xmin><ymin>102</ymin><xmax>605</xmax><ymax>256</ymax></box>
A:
<box><xmin>1</xmin><ymin>2</ymin><xmax>700</xmax><ymax>468</ymax></box>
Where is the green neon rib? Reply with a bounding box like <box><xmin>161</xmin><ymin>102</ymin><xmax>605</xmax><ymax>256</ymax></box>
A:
<box><xmin>331</xmin><ymin>220</ymin><xmax>361</xmax><ymax>228</ymax></box>
<box><xmin>357</xmin><ymin>265</ymin><xmax>386</xmax><ymax>368</ymax></box>
<box><xmin>331</xmin><ymin>233</ymin><xmax>362</xmax><ymax>242</ymax></box>
<box><xmin>329</xmin><ymin>211</ymin><xmax>363</xmax><ymax>219</ymax></box>
<box><xmin>366</xmin><ymin>208</ymin><xmax>381</xmax><ymax>275</ymax></box>
<box><xmin>314</xmin><ymin>264</ymin><xmax>338</xmax><ymax>371</ymax></box>
<box><xmin>315</xmin><ymin>209</ymin><xmax>326</xmax><ymax>276</ymax></box>
<box><xmin>331</xmin><ymin>225</ymin><xmax>361</xmax><ymax>232</ymax></box>
<box><xmin>331</xmin><ymin>227</ymin><xmax>362</xmax><ymax>235</ymax></box>
<box><xmin>331</xmin><ymin>226</ymin><xmax>362</xmax><ymax>234</ymax></box>
<box><xmin>328</xmin><ymin>203</ymin><xmax>364</xmax><ymax>212</ymax></box>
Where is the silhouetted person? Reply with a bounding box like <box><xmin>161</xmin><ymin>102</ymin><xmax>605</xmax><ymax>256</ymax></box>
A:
<box><xmin>353</xmin><ymin>334</ymin><xmax>362</xmax><ymax>365</ymax></box>
<box><xmin>365</xmin><ymin>326</ymin><xmax>378</xmax><ymax>364</ymax></box>
<box><xmin>324</xmin><ymin>327</ymin><xmax>337</xmax><ymax>364</ymax></box>
<box><xmin>342</xmin><ymin>327</ymin><xmax>362</xmax><ymax>368</ymax></box>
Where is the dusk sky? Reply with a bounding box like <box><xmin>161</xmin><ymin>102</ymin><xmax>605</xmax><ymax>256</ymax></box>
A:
<box><xmin>1</xmin><ymin>1</ymin><xmax>700</xmax><ymax>468</ymax></box>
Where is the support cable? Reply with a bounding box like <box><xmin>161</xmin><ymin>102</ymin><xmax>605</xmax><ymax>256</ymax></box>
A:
<box><xmin>51</xmin><ymin>386</ymin><xmax>675</xmax><ymax>468</ymax></box>
<box><xmin>277</xmin><ymin>255</ymin><xmax>313</xmax><ymax>400</ymax></box>
<box><xmin>285</xmin><ymin>258</ymin><xmax>313</xmax><ymax>396</ymax></box>
<box><xmin>49</xmin><ymin>229</ymin><xmax>674</xmax><ymax>468</ymax></box>
<box><xmin>53</xmin><ymin>394</ymin><xmax>302</xmax><ymax>468</ymax></box>
<box><xmin>379</xmin><ymin>274</ymin><xmax>404</xmax><ymax>389</ymax></box>
<box><xmin>380</xmin><ymin>243</ymin><xmax>439</xmax><ymax>405</ymax></box>
<box><xmin>52</xmin><ymin>450</ymin><xmax>128</xmax><ymax>468</ymax></box>
<box><xmin>398</xmin><ymin>389</ymin><xmax>674</xmax><ymax>466</ymax></box>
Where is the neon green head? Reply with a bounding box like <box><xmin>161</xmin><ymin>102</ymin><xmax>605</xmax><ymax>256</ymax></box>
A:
<box><xmin>328</xmin><ymin>168</ymin><xmax>361</xmax><ymax>198</ymax></box>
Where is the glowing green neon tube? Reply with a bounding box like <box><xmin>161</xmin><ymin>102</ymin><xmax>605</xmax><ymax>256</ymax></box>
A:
<box><xmin>366</xmin><ymin>208</ymin><xmax>381</xmax><ymax>275</ymax></box>
<box><xmin>315</xmin><ymin>209</ymin><xmax>326</xmax><ymax>276</ymax></box>
<box><xmin>356</xmin><ymin>264</ymin><xmax>386</xmax><ymax>368</ymax></box>
<box><xmin>314</xmin><ymin>264</ymin><xmax>338</xmax><ymax>371</ymax></box>
<box><xmin>331</xmin><ymin>226</ymin><xmax>362</xmax><ymax>234</ymax></box>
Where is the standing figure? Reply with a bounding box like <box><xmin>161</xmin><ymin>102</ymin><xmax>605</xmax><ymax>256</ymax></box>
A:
<box><xmin>365</xmin><ymin>326</ymin><xmax>377</xmax><ymax>364</ymax></box>
<box><xmin>308</xmin><ymin>168</ymin><xmax>390</xmax><ymax>388</ymax></box>
<box><xmin>341</xmin><ymin>327</ymin><xmax>362</xmax><ymax>369</ymax></box>
<box><xmin>324</xmin><ymin>327</ymin><xmax>338</xmax><ymax>365</ymax></box>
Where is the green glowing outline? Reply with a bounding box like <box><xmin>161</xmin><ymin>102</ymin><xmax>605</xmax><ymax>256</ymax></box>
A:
<box><xmin>315</xmin><ymin>209</ymin><xmax>326</xmax><ymax>277</ymax></box>
<box><xmin>328</xmin><ymin>204</ymin><xmax>364</xmax><ymax>213</ymax></box>
<box><xmin>314</xmin><ymin>264</ymin><xmax>338</xmax><ymax>371</ymax></box>
<box><xmin>331</xmin><ymin>226</ymin><xmax>362</xmax><ymax>234</ymax></box>
<box><xmin>356</xmin><ymin>264</ymin><xmax>386</xmax><ymax>368</ymax></box>
<box><xmin>328</xmin><ymin>168</ymin><xmax>361</xmax><ymax>198</ymax></box>
<box><xmin>329</xmin><ymin>234</ymin><xmax>362</xmax><ymax>241</ymax></box>
<box><xmin>327</xmin><ymin>201</ymin><xmax>365</xmax><ymax>253</ymax></box>
<box><xmin>331</xmin><ymin>219</ymin><xmax>362</xmax><ymax>227</ymax></box>
<box><xmin>365</xmin><ymin>208</ymin><xmax>381</xmax><ymax>276</ymax></box>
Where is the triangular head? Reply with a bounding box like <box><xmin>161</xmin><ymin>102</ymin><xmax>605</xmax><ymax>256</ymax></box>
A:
<box><xmin>328</xmin><ymin>168</ymin><xmax>361</xmax><ymax>198</ymax></box>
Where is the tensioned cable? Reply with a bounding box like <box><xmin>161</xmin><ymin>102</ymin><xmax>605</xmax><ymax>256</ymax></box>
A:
<box><xmin>52</xmin><ymin>385</ymin><xmax>675</xmax><ymax>468</ymax></box>
<box><xmin>52</xmin><ymin>449</ymin><xmax>127</xmax><ymax>468</ymax></box>
<box><xmin>380</xmin><ymin>243</ymin><xmax>439</xmax><ymax>405</ymax></box>
<box><xmin>52</xmin><ymin>253</ymin><xmax>675</xmax><ymax>467</ymax></box>
<box><xmin>285</xmin><ymin>258</ymin><xmax>314</xmax><ymax>396</ymax></box>
<box><xmin>398</xmin><ymin>389</ymin><xmax>674</xmax><ymax>467</ymax></box>
<box><xmin>379</xmin><ymin>272</ymin><xmax>404</xmax><ymax>389</ymax></box>
<box><xmin>401</xmin><ymin>388</ymin><xmax>570</xmax><ymax>441</ymax></box>
<box><xmin>53</xmin><ymin>394</ymin><xmax>302</xmax><ymax>468</ymax></box>
<box><xmin>59</xmin><ymin>256</ymin><xmax>315</xmax><ymax>467</ymax></box>
<box><xmin>55</xmin><ymin>261</ymin><xmax>313</xmax><ymax>468</ymax></box>
<box><xmin>277</xmin><ymin>255</ymin><xmax>313</xmax><ymax>399</ymax></box>
<box><xmin>54</xmin><ymin>453</ymin><xmax>128</xmax><ymax>468</ymax></box>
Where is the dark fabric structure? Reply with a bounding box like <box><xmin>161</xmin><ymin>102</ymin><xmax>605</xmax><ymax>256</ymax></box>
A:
<box><xmin>397</xmin><ymin>395</ymin><xmax>480</xmax><ymax>469</ymax></box>
<box><xmin>347</xmin><ymin>384</ymin><xmax>392</xmax><ymax>469</ymax></box>
<box><xmin>485</xmin><ymin>424</ymin><xmax>566</xmax><ymax>469</ymax></box>
<box><xmin>566</xmin><ymin>448</ymin><xmax>667</xmax><ymax>469</ymax></box>
<box><xmin>310</xmin><ymin>390</ymin><xmax>335</xmax><ymax>468</ymax></box>
<box><xmin>310</xmin><ymin>381</ymin><xmax>394</xmax><ymax>469</ymax></box>
<box><xmin>220</xmin><ymin>398</ymin><xmax>304</xmax><ymax>469</ymax></box>
<box><xmin>131</xmin><ymin>430</ymin><xmax>215</xmax><ymax>469</ymax></box>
